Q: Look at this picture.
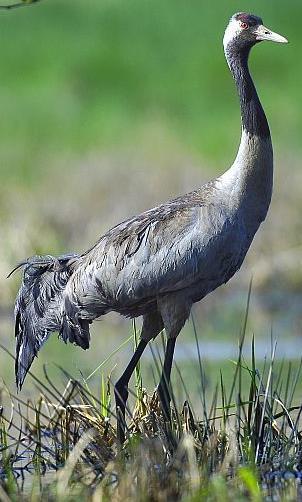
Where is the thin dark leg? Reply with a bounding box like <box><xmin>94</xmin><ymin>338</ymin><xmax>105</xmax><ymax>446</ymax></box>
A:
<box><xmin>157</xmin><ymin>338</ymin><xmax>176</xmax><ymax>419</ymax></box>
<box><xmin>114</xmin><ymin>339</ymin><xmax>148</xmax><ymax>443</ymax></box>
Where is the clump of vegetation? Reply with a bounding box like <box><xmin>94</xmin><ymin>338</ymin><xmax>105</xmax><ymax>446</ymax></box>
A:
<box><xmin>1</xmin><ymin>315</ymin><xmax>302</xmax><ymax>501</ymax></box>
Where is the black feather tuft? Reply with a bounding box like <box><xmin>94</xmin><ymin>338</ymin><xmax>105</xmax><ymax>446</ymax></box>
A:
<box><xmin>13</xmin><ymin>253</ymin><xmax>79</xmax><ymax>389</ymax></box>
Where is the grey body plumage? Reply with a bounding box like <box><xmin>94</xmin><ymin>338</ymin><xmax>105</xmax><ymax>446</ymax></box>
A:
<box><xmin>13</xmin><ymin>13</ymin><xmax>287</xmax><ymax>438</ymax></box>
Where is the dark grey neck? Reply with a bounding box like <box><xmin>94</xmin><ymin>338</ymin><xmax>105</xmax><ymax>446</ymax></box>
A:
<box><xmin>225</xmin><ymin>44</ymin><xmax>270</xmax><ymax>138</ymax></box>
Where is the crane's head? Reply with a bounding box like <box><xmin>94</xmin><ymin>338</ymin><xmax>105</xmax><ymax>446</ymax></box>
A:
<box><xmin>223</xmin><ymin>13</ymin><xmax>288</xmax><ymax>53</ymax></box>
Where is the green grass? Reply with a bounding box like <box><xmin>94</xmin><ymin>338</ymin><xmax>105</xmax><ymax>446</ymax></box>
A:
<box><xmin>1</xmin><ymin>291</ymin><xmax>302</xmax><ymax>500</ymax></box>
<box><xmin>0</xmin><ymin>0</ymin><xmax>300</xmax><ymax>187</ymax></box>
<box><xmin>2</xmin><ymin>326</ymin><xmax>302</xmax><ymax>501</ymax></box>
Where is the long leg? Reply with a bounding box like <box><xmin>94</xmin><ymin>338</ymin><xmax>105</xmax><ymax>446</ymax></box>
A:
<box><xmin>157</xmin><ymin>294</ymin><xmax>191</xmax><ymax>419</ymax></box>
<box><xmin>114</xmin><ymin>310</ymin><xmax>163</xmax><ymax>443</ymax></box>
<box><xmin>115</xmin><ymin>338</ymin><xmax>147</xmax><ymax>444</ymax></box>
<box><xmin>157</xmin><ymin>338</ymin><xmax>176</xmax><ymax>419</ymax></box>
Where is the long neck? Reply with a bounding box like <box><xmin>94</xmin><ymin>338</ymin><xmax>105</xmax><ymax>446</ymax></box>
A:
<box><xmin>226</xmin><ymin>45</ymin><xmax>270</xmax><ymax>138</ymax></box>
<box><xmin>219</xmin><ymin>44</ymin><xmax>273</xmax><ymax>232</ymax></box>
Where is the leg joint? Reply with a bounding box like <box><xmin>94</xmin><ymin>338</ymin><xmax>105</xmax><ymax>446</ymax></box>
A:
<box><xmin>115</xmin><ymin>378</ymin><xmax>128</xmax><ymax>404</ymax></box>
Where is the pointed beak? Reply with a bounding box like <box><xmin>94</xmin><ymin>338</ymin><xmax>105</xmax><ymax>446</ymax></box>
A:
<box><xmin>255</xmin><ymin>25</ymin><xmax>288</xmax><ymax>44</ymax></box>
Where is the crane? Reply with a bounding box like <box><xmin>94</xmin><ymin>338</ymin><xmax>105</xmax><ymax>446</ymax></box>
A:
<box><xmin>12</xmin><ymin>13</ymin><xmax>287</xmax><ymax>442</ymax></box>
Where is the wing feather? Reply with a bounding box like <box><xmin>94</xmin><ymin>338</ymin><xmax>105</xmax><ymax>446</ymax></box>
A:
<box><xmin>65</xmin><ymin>185</ymin><xmax>239</xmax><ymax>316</ymax></box>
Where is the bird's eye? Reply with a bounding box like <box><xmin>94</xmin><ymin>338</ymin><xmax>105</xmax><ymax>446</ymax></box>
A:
<box><xmin>240</xmin><ymin>22</ymin><xmax>249</xmax><ymax>30</ymax></box>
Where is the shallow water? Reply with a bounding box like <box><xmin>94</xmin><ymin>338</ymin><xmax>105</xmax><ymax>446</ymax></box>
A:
<box><xmin>173</xmin><ymin>337</ymin><xmax>302</xmax><ymax>361</ymax></box>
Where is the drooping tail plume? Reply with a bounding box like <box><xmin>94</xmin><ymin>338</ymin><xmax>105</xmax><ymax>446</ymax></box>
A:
<box><xmin>11</xmin><ymin>253</ymin><xmax>79</xmax><ymax>389</ymax></box>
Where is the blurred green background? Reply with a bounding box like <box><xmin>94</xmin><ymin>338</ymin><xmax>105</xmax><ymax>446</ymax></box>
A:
<box><xmin>0</xmin><ymin>0</ymin><xmax>301</xmax><ymax>399</ymax></box>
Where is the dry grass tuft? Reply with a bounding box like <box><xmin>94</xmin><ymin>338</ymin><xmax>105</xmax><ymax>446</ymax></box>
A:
<box><xmin>1</xmin><ymin>325</ymin><xmax>302</xmax><ymax>501</ymax></box>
